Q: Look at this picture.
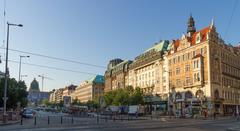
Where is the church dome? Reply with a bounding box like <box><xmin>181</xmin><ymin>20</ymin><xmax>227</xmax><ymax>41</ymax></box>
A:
<box><xmin>29</xmin><ymin>78</ymin><xmax>40</xmax><ymax>92</ymax></box>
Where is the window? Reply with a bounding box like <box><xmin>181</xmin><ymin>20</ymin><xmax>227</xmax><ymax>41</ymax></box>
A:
<box><xmin>176</xmin><ymin>67</ymin><xmax>180</xmax><ymax>74</ymax></box>
<box><xmin>169</xmin><ymin>69</ymin><xmax>172</xmax><ymax>76</ymax></box>
<box><xmin>194</xmin><ymin>72</ymin><xmax>200</xmax><ymax>82</ymax></box>
<box><xmin>194</xmin><ymin>60</ymin><xmax>200</xmax><ymax>69</ymax></box>
<box><xmin>196</xmin><ymin>33</ymin><xmax>201</xmax><ymax>43</ymax></box>
<box><xmin>163</xmin><ymin>86</ymin><xmax>166</xmax><ymax>92</ymax></box>
<box><xmin>182</xmin><ymin>54</ymin><xmax>185</xmax><ymax>61</ymax></box>
<box><xmin>178</xmin><ymin>56</ymin><xmax>181</xmax><ymax>62</ymax></box>
<box><xmin>187</xmin><ymin>53</ymin><xmax>190</xmax><ymax>60</ymax></box>
<box><xmin>193</xmin><ymin>51</ymin><xmax>196</xmax><ymax>57</ymax></box>
<box><xmin>163</xmin><ymin>77</ymin><xmax>166</xmax><ymax>83</ymax></box>
<box><xmin>176</xmin><ymin>79</ymin><xmax>181</xmax><ymax>86</ymax></box>
<box><xmin>185</xmin><ymin>64</ymin><xmax>190</xmax><ymax>72</ymax></box>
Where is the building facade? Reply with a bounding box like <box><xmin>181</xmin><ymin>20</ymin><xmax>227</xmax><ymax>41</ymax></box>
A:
<box><xmin>55</xmin><ymin>88</ymin><xmax>64</xmax><ymax>103</ymax></box>
<box><xmin>104</xmin><ymin>59</ymin><xmax>132</xmax><ymax>92</ymax></box>
<box><xmin>74</xmin><ymin>75</ymin><xmax>104</xmax><ymax>102</ymax></box>
<box><xmin>167</xmin><ymin>16</ymin><xmax>240</xmax><ymax>115</ymax></box>
<box><xmin>62</xmin><ymin>85</ymin><xmax>77</xmax><ymax>99</ymax></box>
<box><xmin>128</xmin><ymin>40</ymin><xmax>169</xmax><ymax>96</ymax></box>
<box><xmin>27</xmin><ymin>78</ymin><xmax>50</xmax><ymax>106</ymax></box>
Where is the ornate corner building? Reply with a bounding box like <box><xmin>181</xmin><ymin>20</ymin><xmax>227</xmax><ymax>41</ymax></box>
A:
<box><xmin>167</xmin><ymin>16</ymin><xmax>240</xmax><ymax>115</ymax></box>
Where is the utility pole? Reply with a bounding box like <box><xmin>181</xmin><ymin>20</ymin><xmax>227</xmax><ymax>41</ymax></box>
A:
<box><xmin>3</xmin><ymin>22</ymin><xmax>23</xmax><ymax>123</ymax></box>
<box><xmin>38</xmin><ymin>74</ymin><xmax>53</xmax><ymax>92</ymax></box>
<box><xmin>18</xmin><ymin>55</ymin><xmax>30</xmax><ymax>81</ymax></box>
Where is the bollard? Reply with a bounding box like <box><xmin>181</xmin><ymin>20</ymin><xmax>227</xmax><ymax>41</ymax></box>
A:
<box><xmin>97</xmin><ymin>115</ymin><xmax>99</xmax><ymax>124</ymax></box>
<box><xmin>61</xmin><ymin>116</ymin><xmax>63</xmax><ymax>124</ymax></box>
<box><xmin>34</xmin><ymin>117</ymin><xmax>36</xmax><ymax>125</ymax></box>
<box><xmin>113</xmin><ymin>115</ymin><xmax>115</xmax><ymax>122</ymax></box>
<box><xmin>121</xmin><ymin>114</ymin><xmax>123</xmax><ymax>122</ymax></box>
<box><xmin>71</xmin><ymin>117</ymin><xmax>74</xmax><ymax>124</ymax></box>
<box><xmin>128</xmin><ymin>114</ymin><xmax>129</xmax><ymax>121</ymax></box>
<box><xmin>105</xmin><ymin>116</ymin><xmax>108</xmax><ymax>122</ymax></box>
<box><xmin>20</xmin><ymin>116</ymin><xmax>23</xmax><ymax>125</ymax></box>
<box><xmin>48</xmin><ymin>116</ymin><xmax>50</xmax><ymax>125</ymax></box>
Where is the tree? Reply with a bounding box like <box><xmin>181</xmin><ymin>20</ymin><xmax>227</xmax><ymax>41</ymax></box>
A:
<box><xmin>112</xmin><ymin>88</ymin><xmax>129</xmax><ymax>106</ymax></box>
<box><xmin>129</xmin><ymin>87</ymin><xmax>144</xmax><ymax>105</ymax></box>
<box><xmin>0</xmin><ymin>78</ymin><xmax>28</xmax><ymax>109</ymax></box>
<box><xmin>104</xmin><ymin>90</ymin><xmax>116</xmax><ymax>106</ymax></box>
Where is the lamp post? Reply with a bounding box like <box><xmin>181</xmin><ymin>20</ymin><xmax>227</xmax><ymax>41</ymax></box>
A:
<box><xmin>164</xmin><ymin>70</ymin><xmax>172</xmax><ymax>115</ymax></box>
<box><xmin>3</xmin><ymin>22</ymin><xmax>23</xmax><ymax>123</ymax></box>
<box><xmin>18</xmin><ymin>55</ymin><xmax>30</xmax><ymax>81</ymax></box>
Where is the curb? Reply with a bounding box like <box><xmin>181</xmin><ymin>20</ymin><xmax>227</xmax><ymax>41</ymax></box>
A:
<box><xmin>0</xmin><ymin>120</ymin><xmax>20</xmax><ymax>126</ymax></box>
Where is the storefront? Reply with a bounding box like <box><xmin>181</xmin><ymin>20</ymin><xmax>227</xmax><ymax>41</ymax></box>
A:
<box><xmin>143</xmin><ymin>95</ymin><xmax>167</xmax><ymax>115</ymax></box>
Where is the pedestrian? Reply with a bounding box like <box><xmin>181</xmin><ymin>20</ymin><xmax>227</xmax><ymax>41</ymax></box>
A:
<box><xmin>204</xmin><ymin>110</ymin><xmax>207</xmax><ymax>118</ymax></box>
<box><xmin>237</xmin><ymin>113</ymin><xmax>240</xmax><ymax>121</ymax></box>
<box><xmin>213</xmin><ymin>112</ymin><xmax>216</xmax><ymax>120</ymax></box>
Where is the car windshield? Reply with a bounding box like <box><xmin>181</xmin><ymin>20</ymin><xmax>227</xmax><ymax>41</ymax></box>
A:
<box><xmin>25</xmin><ymin>110</ymin><xmax>33</xmax><ymax>114</ymax></box>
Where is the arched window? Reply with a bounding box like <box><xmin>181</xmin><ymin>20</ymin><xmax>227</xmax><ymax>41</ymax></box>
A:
<box><xmin>175</xmin><ymin>92</ymin><xmax>182</xmax><ymax>99</ymax></box>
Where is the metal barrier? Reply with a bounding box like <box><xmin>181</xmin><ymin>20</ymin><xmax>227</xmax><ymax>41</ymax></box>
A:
<box><xmin>20</xmin><ymin>113</ymin><xmax>150</xmax><ymax>126</ymax></box>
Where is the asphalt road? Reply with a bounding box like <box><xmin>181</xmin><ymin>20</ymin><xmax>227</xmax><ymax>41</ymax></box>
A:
<box><xmin>1</xmin><ymin>113</ymin><xmax>240</xmax><ymax>131</ymax></box>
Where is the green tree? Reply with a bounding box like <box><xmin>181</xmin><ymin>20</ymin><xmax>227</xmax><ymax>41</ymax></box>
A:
<box><xmin>112</xmin><ymin>88</ymin><xmax>130</xmax><ymax>106</ymax></box>
<box><xmin>129</xmin><ymin>87</ymin><xmax>144</xmax><ymax>105</ymax></box>
<box><xmin>0</xmin><ymin>78</ymin><xmax>28</xmax><ymax>109</ymax></box>
<box><xmin>104</xmin><ymin>90</ymin><xmax>116</xmax><ymax>106</ymax></box>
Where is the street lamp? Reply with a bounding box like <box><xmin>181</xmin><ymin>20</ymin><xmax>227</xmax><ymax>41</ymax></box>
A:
<box><xmin>163</xmin><ymin>70</ymin><xmax>172</xmax><ymax>114</ymax></box>
<box><xmin>18</xmin><ymin>55</ymin><xmax>30</xmax><ymax>81</ymax></box>
<box><xmin>3</xmin><ymin>22</ymin><xmax>23</xmax><ymax>123</ymax></box>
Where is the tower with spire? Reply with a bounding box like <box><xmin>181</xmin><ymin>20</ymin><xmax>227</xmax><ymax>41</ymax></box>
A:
<box><xmin>187</xmin><ymin>14</ymin><xmax>196</xmax><ymax>36</ymax></box>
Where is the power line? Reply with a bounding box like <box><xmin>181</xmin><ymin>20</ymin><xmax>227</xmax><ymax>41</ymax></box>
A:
<box><xmin>224</xmin><ymin>0</ymin><xmax>239</xmax><ymax>40</ymax></box>
<box><xmin>2</xmin><ymin>0</ymin><xmax>6</xmax><ymax>47</ymax></box>
<box><xmin>6</xmin><ymin>59</ymin><xmax>98</xmax><ymax>76</ymax></box>
<box><xmin>0</xmin><ymin>47</ymin><xmax>106</xmax><ymax>68</ymax></box>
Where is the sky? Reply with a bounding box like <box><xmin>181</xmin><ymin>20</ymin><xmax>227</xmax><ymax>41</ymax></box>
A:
<box><xmin>0</xmin><ymin>0</ymin><xmax>239</xmax><ymax>91</ymax></box>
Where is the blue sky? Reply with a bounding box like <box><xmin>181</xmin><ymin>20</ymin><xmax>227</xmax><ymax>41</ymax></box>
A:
<box><xmin>0</xmin><ymin>0</ymin><xmax>239</xmax><ymax>91</ymax></box>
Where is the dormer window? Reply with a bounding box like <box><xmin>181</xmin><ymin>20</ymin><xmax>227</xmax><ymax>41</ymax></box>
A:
<box><xmin>196</xmin><ymin>32</ymin><xmax>201</xmax><ymax>44</ymax></box>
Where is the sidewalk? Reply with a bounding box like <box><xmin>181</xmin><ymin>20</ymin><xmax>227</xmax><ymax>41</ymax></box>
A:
<box><xmin>0</xmin><ymin>120</ymin><xmax>20</xmax><ymax>126</ymax></box>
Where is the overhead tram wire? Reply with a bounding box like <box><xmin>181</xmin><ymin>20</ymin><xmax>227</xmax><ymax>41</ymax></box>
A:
<box><xmin>2</xmin><ymin>0</ymin><xmax>6</xmax><ymax>47</ymax></box>
<box><xmin>224</xmin><ymin>0</ymin><xmax>239</xmax><ymax>41</ymax></box>
<box><xmin>5</xmin><ymin>59</ymin><xmax>98</xmax><ymax>76</ymax></box>
<box><xmin>0</xmin><ymin>47</ymin><xmax>106</xmax><ymax>69</ymax></box>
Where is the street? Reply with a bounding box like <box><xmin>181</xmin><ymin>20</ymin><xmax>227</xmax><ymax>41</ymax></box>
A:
<box><xmin>1</xmin><ymin>111</ymin><xmax>240</xmax><ymax>131</ymax></box>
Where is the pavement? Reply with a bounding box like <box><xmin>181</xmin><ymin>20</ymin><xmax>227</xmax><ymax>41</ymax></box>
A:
<box><xmin>1</xmin><ymin>111</ymin><xmax>240</xmax><ymax>131</ymax></box>
<box><xmin>0</xmin><ymin>120</ymin><xmax>20</xmax><ymax>126</ymax></box>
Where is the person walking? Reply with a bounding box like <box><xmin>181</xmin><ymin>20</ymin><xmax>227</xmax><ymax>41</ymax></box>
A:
<box><xmin>213</xmin><ymin>111</ymin><xmax>216</xmax><ymax>120</ymax></box>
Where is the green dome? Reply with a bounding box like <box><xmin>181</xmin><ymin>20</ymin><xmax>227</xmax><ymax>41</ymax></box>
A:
<box><xmin>29</xmin><ymin>78</ymin><xmax>40</xmax><ymax>92</ymax></box>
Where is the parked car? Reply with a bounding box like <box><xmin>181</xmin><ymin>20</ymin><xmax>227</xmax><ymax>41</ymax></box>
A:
<box><xmin>22</xmin><ymin>109</ymin><xmax>34</xmax><ymax>118</ymax></box>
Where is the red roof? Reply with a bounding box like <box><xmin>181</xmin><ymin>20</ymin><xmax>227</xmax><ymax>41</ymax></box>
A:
<box><xmin>190</xmin><ymin>26</ymin><xmax>210</xmax><ymax>45</ymax></box>
<box><xmin>172</xmin><ymin>26</ymin><xmax>211</xmax><ymax>51</ymax></box>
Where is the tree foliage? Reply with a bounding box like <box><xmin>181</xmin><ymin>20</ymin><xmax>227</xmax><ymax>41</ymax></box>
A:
<box><xmin>0</xmin><ymin>78</ymin><xmax>28</xmax><ymax>109</ymax></box>
<box><xmin>103</xmin><ymin>86</ymin><xmax>144</xmax><ymax>106</ymax></box>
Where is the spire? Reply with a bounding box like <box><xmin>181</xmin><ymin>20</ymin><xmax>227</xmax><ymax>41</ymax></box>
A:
<box><xmin>187</xmin><ymin>14</ymin><xmax>196</xmax><ymax>36</ymax></box>
<box><xmin>210</xmin><ymin>18</ymin><xmax>215</xmax><ymax>30</ymax></box>
<box><xmin>211</xmin><ymin>18</ymin><xmax>214</xmax><ymax>26</ymax></box>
